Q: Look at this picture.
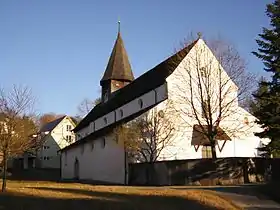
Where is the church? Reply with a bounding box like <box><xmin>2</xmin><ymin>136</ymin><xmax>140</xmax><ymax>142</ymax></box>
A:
<box><xmin>60</xmin><ymin>25</ymin><xmax>269</xmax><ymax>184</ymax></box>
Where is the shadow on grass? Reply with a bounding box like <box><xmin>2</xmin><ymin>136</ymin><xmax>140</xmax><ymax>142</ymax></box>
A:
<box><xmin>0</xmin><ymin>186</ymin><xmax>218</xmax><ymax>210</ymax></box>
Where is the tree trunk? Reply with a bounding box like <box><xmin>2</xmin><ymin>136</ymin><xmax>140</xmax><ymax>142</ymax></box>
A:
<box><xmin>210</xmin><ymin>140</ymin><xmax>217</xmax><ymax>160</ymax></box>
<box><xmin>1</xmin><ymin>152</ymin><xmax>8</xmax><ymax>192</ymax></box>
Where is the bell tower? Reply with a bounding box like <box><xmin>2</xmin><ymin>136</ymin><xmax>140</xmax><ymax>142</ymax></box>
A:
<box><xmin>100</xmin><ymin>21</ymin><xmax>134</xmax><ymax>102</ymax></box>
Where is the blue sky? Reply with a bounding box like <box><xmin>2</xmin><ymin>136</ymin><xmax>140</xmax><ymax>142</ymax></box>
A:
<box><xmin>0</xmin><ymin>0</ymin><xmax>272</xmax><ymax>116</ymax></box>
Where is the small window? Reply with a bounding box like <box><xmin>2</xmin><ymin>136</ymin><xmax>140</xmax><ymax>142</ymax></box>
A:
<box><xmin>158</xmin><ymin>110</ymin><xmax>164</xmax><ymax>118</ymax></box>
<box><xmin>202</xmin><ymin>146</ymin><xmax>212</xmax><ymax>158</ymax></box>
<box><xmin>43</xmin><ymin>146</ymin><xmax>50</xmax><ymax>150</ymax></box>
<box><xmin>43</xmin><ymin>156</ymin><xmax>50</xmax><ymax>160</ymax></box>
<box><xmin>101</xmin><ymin>138</ymin><xmax>106</xmax><ymax>148</ymax></box>
<box><xmin>200</xmin><ymin>67</ymin><xmax>207</xmax><ymax>77</ymax></box>
<box><xmin>138</xmin><ymin>99</ymin><xmax>143</xmax><ymax>109</ymax></box>
<box><xmin>66</xmin><ymin>135</ymin><xmax>72</xmax><ymax>143</ymax></box>
<box><xmin>66</xmin><ymin>125</ymin><xmax>72</xmax><ymax>131</ymax></box>
<box><xmin>244</xmin><ymin>117</ymin><xmax>249</xmax><ymax>125</ymax></box>
<box><xmin>119</xmin><ymin>109</ymin><xmax>124</xmax><ymax>118</ymax></box>
<box><xmin>91</xmin><ymin>141</ymin><xmax>94</xmax><ymax>151</ymax></box>
<box><xmin>104</xmin><ymin>117</ymin><xmax>107</xmax><ymax>124</ymax></box>
<box><xmin>104</xmin><ymin>91</ymin><xmax>109</xmax><ymax>102</ymax></box>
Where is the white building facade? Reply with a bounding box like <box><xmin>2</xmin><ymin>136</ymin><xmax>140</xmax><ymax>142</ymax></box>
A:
<box><xmin>60</xmin><ymin>31</ymin><xmax>269</xmax><ymax>184</ymax></box>
<box><xmin>38</xmin><ymin>116</ymin><xmax>76</xmax><ymax>169</ymax></box>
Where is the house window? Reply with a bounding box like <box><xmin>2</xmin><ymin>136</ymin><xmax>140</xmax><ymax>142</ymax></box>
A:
<box><xmin>43</xmin><ymin>156</ymin><xmax>50</xmax><ymax>160</ymax></box>
<box><xmin>104</xmin><ymin>117</ymin><xmax>107</xmax><ymax>125</ymax></box>
<box><xmin>66</xmin><ymin>135</ymin><xmax>72</xmax><ymax>143</ymax></box>
<box><xmin>202</xmin><ymin>100</ymin><xmax>210</xmax><ymax>119</ymax></box>
<box><xmin>66</xmin><ymin>125</ymin><xmax>72</xmax><ymax>131</ymax></box>
<box><xmin>202</xmin><ymin>146</ymin><xmax>212</xmax><ymax>158</ymax></box>
<box><xmin>138</xmin><ymin>99</ymin><xmax>143</xmax><ymax>109</ymax></box>
<box><xmin>200</xmin><ymin>67</ymin><xmax>207</xmax><ymax>77</ymax></box>
<box><xmin>91</xmin><ymin>141</ymin><xmax>94</xmax><ymax>151</ymax></box>
<box><xmin>119</xmin><ymin>109</ymin><xmax>124</xmax><ymax>118</ymax></box>
<box><xmin>101</xmin><ymin>138</ymin><xmax>106</xmax><ymax>148</ymax></box>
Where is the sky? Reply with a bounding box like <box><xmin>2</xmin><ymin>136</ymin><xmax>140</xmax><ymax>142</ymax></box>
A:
<box><xmin>0</xmin><ymin>0</ymin><xmax>273</xmax><ymax>116</ymax></box>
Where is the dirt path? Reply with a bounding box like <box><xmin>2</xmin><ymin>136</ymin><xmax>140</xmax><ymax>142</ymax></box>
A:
<box><xmin>170</xmin><ymin>185</ymin><xmax>280</xmax><ymax>209</ymax></box>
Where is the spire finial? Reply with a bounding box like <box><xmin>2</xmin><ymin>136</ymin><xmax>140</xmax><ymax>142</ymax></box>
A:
<box><xmin>118</xmin><ymin>19</ymin><xmax>121</xmax><ymax>33</ymax></box>
<box><xmin>197</xmin><ymin>32</ymin><xmax>202</xmax><ymax>39</ymax></box>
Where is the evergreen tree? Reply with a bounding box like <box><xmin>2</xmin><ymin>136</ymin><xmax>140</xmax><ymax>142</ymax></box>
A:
<box><xmin>252</xmin><ymin>0</ymin><xmax>280</xmax><ymax>157</ymax></box>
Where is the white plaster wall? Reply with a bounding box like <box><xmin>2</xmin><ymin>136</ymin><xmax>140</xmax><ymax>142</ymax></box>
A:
<box><xmin>76</xmin><ymin>83</ymin><xmax>168</xmax><ymax>142</ymax></box>
<box><xmin>39</xmin><ymin>117</ymin><xmax>76</xmax><ymax>168</ymax></box>
<box><xmin>155</xmin><ymin>39</ymin><xmax>268</xmax><ymax>160</ymax></box>
<box><xmin>61</xmin><ymin>134</ymin><xmax>126</xmax><ymax>184</ymax></box>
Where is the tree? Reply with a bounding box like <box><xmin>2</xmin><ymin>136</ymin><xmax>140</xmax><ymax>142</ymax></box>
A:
<box><xmin>113</xmin><ymin>100</ymin><xmax>177</xmax><ymax>184</ymax></box>
<box><xmin>76</xmin><ymin>97</ymin><xmax>101</xmax><ymax>119</ymax></box>
<box><xmin>252</xmin><ymin>0</ymin><xmax>280</xmax><ymax>157</ymax></box>
<box><xmin>0</xmin><ymin>85</ymin><xmax>38</xmax><ymax>192</ymax></box>
<box><xmin>133</xmin><ymin>101</ymin><xmax>177</xmax><ymax>163</ymax></box>
<box><xmin>113</xmin><ymin>122</ymin><xmax>140</xmax><ymax>184</ymax></box>
<box><xmin>38</xmin><ymin>113</ymin><xmax>64</xmax><ymax>128</ymax></box>
<box><xmin>171</xmin><ymin>37</ymin><xmax>254</xmax><ymax>159</ymax></box>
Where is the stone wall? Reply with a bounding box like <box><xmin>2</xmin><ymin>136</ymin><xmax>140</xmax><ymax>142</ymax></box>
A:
<box><xmin>129</xmin><ymin>158</ymin><xmax>279</xmax><ymax>186</ymax></box>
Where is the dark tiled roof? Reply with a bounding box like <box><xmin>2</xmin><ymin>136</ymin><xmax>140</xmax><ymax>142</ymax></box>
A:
<box><xmin>100</xmin><ymin>32</ymin><xmax>134</xmax><ymax>83</ymax></box>
<box><xmin>60</xmin><ymin>102</ymin><xmax>158</xmax><ymax>152</ymax></box>
<box><xmin>40</xmin><ymin>116</ymin><xmax>66</xmax><ymax>133</ymax></box>
<box><xmin>74</xmin><ymin>39</ymin><xmax>199</xmax><ymax>133</ymax></box>
<box><xmin>191</xmin><ymin>124</ymin><xmax>231</xmax><ymax>146</ymax></box>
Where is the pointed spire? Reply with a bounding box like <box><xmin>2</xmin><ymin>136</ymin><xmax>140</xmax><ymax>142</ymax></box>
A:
<box><xmin>118</xmin><ymin>19</ymin><xmax>121</xmax><ymax>34</ymax></box>
<box><xmin>100</xmin><ymin>22</ymin><xmax>134</xmax><ymax>84</ymax></box>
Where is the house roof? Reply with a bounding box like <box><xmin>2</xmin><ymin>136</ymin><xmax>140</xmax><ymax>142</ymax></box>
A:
<box><xmin>191</xmin><ymin>124</ymin><xmax>231</xmax><ymax>146</ymax></box>
<box><xmin>100</xmin><ymin>32</ymin><xmax>134</xmax><ymax>84</ymax></box>
<box><xmin>74</xmin><ymin>39</ymin><xmax>199</xmax><ymax>133</ymax></box>
<box><xmin>40</xmin><ymin>116</ymin><xmax>66</xmax><ymax>133</ymax></box>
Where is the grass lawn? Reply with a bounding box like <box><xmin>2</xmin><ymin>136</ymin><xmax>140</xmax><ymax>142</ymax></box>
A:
<box><xmin>0</xmin><ymin>181</ymin><xmax>240</xmax><ymax>210</ymax></box>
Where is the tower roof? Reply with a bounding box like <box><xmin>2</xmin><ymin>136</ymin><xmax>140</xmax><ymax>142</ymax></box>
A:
<box><xmin>100</xmin><ymin>31</ymin><xmax>134</xmax><ymax>84</ymax></box>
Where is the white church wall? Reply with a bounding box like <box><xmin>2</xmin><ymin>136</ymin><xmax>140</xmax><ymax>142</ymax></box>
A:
<box><xmin>155</xmin><ymin>39</ymin><xmax>268</xmax><ymax>161</ymax></box>
<box><xmin>61</xmin><ymin>134</ymin><xmax>126</xmax><ymax>184</ymax></box>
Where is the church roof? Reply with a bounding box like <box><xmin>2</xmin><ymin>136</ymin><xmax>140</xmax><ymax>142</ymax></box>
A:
<box><xmin>100</xmin><ymin>32</ymin><xmax>134</xmax><ymax>83</ymax></box>
<box><xmin>73</xmin><ymin>39</ymin><xmax>199</xmax><ymax>134</ymax></box>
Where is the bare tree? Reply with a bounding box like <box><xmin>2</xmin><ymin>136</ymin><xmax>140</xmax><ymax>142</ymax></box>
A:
<box><xmin>170</xmin><ymin>36</ymin><xmax>255</xmax><ymax>159</ymax></box>
<box><xmin>0</xmin><ymin>85</ymin><xmax>38</xmax><ymax>192</ymax></box>
<box><xmin>38</xmin><ymin>113</ymin><xmax>64</xmax><ymax>128</ymax></box>
<box><xmin>117</xmin><ymin>100</ymin><xmax>177</xmax><ymax>163</ymax></box>
<box><xmin>76</xmin><ymin>97</ymin><xmax>101</xmax><ymax>118</ymax></box>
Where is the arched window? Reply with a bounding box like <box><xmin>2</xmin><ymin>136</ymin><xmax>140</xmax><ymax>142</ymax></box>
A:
<box><xmin>158</xmin><ymin>110</ymin><xmax>164</xmax><ymax>118</ymax></box>
<box><xmin>104</xmin><ymin>117</ymin><xmax>107</xmax><ymax>125</ymax></box>
<box><xmin>244</xmin><ymin>117</ymin><xmax>249</xmax><ymax>125</ymax></box>
<box><xmin>119</xmin><ymin>109</ymin><xmax>124</xmax><ymax>118</ymax></box>
<box><xmin>101</xmin><ymin>137</ymin><xmax>106</xmax><ymax>148</ymax></box>
<box><xmin>138</xmin><ymin>99</ymin><xmax>143</xmax><ymax>109</ymax></box>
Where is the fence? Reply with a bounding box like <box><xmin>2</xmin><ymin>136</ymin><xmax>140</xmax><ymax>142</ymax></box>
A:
<box><xmin>129</xmin><ymin>158</ymin><xmax>280</xmax><ymax>186</ymax></box>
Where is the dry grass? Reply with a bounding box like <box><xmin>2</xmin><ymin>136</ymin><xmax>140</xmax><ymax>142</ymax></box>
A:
<box><xmin>0</xmin><ymin>181</ymin><xmax>240</xmax><ymax>210</ymax></box>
